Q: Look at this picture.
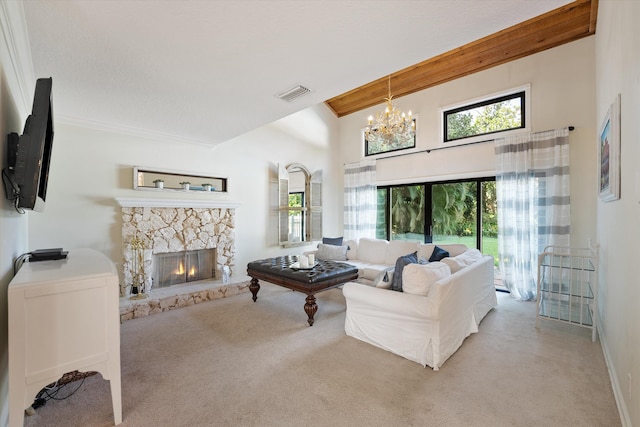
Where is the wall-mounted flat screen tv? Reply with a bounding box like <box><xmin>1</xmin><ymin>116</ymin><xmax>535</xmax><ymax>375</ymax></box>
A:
<box><xmin>3</xmin><ymin>77</ymin><xmax>54</xmax><ymax>212</ymax></box>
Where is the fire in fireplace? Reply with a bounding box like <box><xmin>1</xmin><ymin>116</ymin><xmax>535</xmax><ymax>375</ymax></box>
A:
<box><xmin>153</xmin><ymin>249</ymin><xmax>216</xmax><ymax>288</ymax></box>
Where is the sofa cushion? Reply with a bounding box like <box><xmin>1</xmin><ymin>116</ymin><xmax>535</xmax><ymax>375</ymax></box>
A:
<box><xmin>372</xmin><ymin>266</ymin><xmax>395</xmax><ymax>289</ymax></box>
<box><xmin>442</xmin><ymin>244</ymin><xmax>469</xmax><ymax>257</ymax></box>
<box><xmin>322</xmin><ymin>236</ymin><xmax>343</xmax><ymax>246</ymax></box>
<box><xmin>357</xmin><ymin>238</ymin><xmax>389</xmax><ymax>264</ymax></box>
<box><xmin>402</xmin><ymin>262</ymin><xmax>451</xmax><ymax>296</ymax></box>
<box><xmin>391</xmin><ymin>252</ymin><xmax>418</xmax><ymax>292</ymax></box>
<box><xmin>429</xmin><ymin>245</ymin><xmax>450</xmax><ymax>262</ymax></box>
<box><xmin>316</xmin><ymin>243</ymin><xmax>348</xmax><ymax>261</ymax></box>
<box><xmin>344</xmin><ymin>239</ymin><xmax>358</xmax><ymax>260</ymax></box>
<box><xmin>361</xmin><ymin>265</ymin><xmax>390</xmax><ymax>281</ymax></box>
<box><xmin>441</xmin><ymin>249</ymin><xmax>483</xmax><ymax>273</ymax></box>
<box><xmin>385</xmin><ymin>240</ymin><xmax>421</xmax><ymax>265</ymax></box>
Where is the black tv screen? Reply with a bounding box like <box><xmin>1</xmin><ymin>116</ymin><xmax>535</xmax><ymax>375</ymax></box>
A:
<box><xmin>8</xmin><ymin>77</ymin><xmax>54</xmax><ymax>212</ymax></box>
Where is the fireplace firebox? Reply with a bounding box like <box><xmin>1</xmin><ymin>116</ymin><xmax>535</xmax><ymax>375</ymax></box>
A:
<box><xmin>153</xmin><ymin>249</ymin><xmax>216</xmax><ymax>288</ymax></box>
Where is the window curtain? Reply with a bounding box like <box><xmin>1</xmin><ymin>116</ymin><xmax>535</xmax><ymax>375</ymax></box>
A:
<box><xmin>344</xmin><ymin>160</ymin><xmax>377</xmax><ymax>240</ymax></box>
<box><xmin>495</xmin><ymin>128</ymin><xmax>570</xmax><ymax>300</ymax></box>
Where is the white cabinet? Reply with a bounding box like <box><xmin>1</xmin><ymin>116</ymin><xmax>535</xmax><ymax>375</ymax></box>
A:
<box><xmin>8</xmin><ymin>248</ymin><xmax>122</xmax><ymax>426</ymax></box>
<box><xmin>536</xmin><ymin>244</ymin><xmax>598</xmax><ymax>342</ymax></box>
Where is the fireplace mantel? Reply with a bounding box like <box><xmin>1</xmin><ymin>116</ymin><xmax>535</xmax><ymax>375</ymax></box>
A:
<box><xmin>115</xmin><ymin>197</ymin><xmax>240</xmax><ymax>209</ymax></box>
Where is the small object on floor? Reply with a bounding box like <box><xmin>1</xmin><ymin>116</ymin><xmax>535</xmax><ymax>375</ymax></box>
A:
<box><xmin>31</xmin><ymin>398</ymin><xmax>46</xmax><ymax>410</ymax></box>
<box><xmin>27</xmin><ymin>370</ymin><xmax>97</xmax><ymax>416</ymax></box>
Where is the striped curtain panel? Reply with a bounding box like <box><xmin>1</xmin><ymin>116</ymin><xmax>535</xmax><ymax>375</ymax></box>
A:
<box><xmin>344</xmin><ymin>160</ymin><xmax>377</xmax><ymax>240</ymax></box>
<box><xmin>495</xmin><ymin>128</ymin><xmax>570</xmax><ymax>300</ymax></box>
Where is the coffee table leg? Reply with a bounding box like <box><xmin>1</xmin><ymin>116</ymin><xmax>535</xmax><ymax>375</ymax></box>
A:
<box><xmin>304</xmin><ymin>294</ymin><xmax>317</xmax><ymax>326</ymax></box>
<box><xmin>249</xmin><ymin>277</ymin><xmax>260</xmax><ymax>302</ymax></box>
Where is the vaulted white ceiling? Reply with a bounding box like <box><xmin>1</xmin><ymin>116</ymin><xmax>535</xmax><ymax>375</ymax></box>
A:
<box><xmin>20</xmin><ymin>0</ymin><xmax>573</xmax><ymax>146</ymax></box>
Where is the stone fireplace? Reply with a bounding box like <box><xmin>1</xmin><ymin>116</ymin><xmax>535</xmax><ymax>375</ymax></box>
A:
<box><xmin>117</xmin><ymin>198</ymin><xmax>241</xmax><ymax>296</ymax></box>
<box><xmin>116</xmin><ymin>198</ymin><xmax>250</xmax><ymax>322</ymax></box>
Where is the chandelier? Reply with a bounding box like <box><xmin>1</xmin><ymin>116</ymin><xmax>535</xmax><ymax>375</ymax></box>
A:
<box><xmin>364</xmin><ymin>75</ymin><xmax>415</xmax><ymax>144</ymax></box>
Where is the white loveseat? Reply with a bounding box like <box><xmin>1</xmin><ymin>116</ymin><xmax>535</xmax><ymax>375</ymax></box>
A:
<box><xmin>310</xmin><ymin>238</ymin><xmax>497</xmax><ymax>370</ymax></box>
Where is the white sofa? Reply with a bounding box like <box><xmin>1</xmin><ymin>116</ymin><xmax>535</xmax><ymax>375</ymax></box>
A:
<box><xmin>340</xmin><ymin>238</ymin><xmax>469</xmax><ymax>284</ymax></box>
<box><xmin>311</xmin><ymin>238</ymin><xmax>497</xmax><ymax>370</ymax></box>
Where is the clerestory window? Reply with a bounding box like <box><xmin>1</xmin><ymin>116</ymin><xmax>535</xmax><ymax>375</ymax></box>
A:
<box><xmin>441</xmin><ymin>84</ymin><xmax>530</xmax><ymax>147</ymax></box>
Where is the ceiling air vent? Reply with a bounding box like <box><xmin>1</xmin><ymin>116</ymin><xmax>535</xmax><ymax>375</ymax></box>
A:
<box><xmin>276</xmin><ymin>85</ymin><xmax>312</xmax><ymax>102</ymax></box>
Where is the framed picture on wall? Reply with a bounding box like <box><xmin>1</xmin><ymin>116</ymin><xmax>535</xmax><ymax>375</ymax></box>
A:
<box><xmin>598</xmin><ymin>93</ymin><xmax>621</xmax><ymax>202</ymax></box>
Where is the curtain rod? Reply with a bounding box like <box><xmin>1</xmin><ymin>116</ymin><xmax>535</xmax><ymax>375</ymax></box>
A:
<box><xmin>369</xmin><ymin>126</ymin><xmax>575</xmax><ymax>160</ymax></box>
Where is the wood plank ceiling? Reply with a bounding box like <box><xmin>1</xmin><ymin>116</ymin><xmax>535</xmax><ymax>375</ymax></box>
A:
<box><xmin>325</xmin><ymin>0</ymin><xmax>598</xmax><ymax>118</ymax></box>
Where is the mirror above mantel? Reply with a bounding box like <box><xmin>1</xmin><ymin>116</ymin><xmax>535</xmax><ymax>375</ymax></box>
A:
<box><xmin>278</xmin><ymin>163</ymin><xmax>322</xmax><ymax>247</ymax></box>
<box><xmin>133</xmin><ymin>167</ymin><xmax>227</xmax><ymax>193</ymax></box>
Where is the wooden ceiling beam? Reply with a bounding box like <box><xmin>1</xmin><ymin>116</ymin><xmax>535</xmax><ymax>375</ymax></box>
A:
<box><xmin>325</xmin><ymin>0</ymin><xmax>597</xmax><ymax>118</ymax></box>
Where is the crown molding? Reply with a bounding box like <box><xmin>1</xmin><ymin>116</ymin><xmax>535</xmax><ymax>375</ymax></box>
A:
<box><xmin>57</xmin><ymin>114</ymin><xmax>221</xmax><ymax>148</ymax></box>
<box><xmin>0</xmin><ymin>0</ymin><xmax>35</xmax><ymax>118</ymax></box>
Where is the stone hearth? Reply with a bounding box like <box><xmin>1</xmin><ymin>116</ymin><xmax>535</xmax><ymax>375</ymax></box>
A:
<box><xmin>119</xmin><ymin>276</ymin><xmax>250</xmax><ymax>322</ymax></box>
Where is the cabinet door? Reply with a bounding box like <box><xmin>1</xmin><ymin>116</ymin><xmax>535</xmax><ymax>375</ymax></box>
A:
<box><xmin>23</xmin><ymin>278</ymin><xmax>109</xmax><ymax>382</ymax></box>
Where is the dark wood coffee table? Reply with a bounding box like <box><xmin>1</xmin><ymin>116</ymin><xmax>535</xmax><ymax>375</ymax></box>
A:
<box><xmin>247</xmin><ymin>256</ymin><xmax>358</xmax><ymax>326</ymax></box>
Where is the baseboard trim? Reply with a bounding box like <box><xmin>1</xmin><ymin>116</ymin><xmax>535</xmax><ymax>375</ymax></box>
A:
<box><xmin>598</xmin><ymin>318</ymin><xmax>632</xmax><ymax>426</ymax></box>
<box><xmin>0</xmin><ymin>404</ymin><xmax>7</xmax><ymax>427</ymax></box>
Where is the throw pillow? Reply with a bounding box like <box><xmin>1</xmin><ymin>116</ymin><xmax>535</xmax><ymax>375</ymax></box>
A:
<box><xmin>316</xmin><ymin>243</ymin><xmax>348</xmax><ymax>261</ymax></box>
<box><xmin>402</xmin><ymin>262</ymin><xmax>451</xmax><ymax>296</ymax></box>
<box><xmin>429</xmin><ymin>245</ymin><xmax>450</xmax><ymax>262</ymax></box>
<box><xmin>390</xmin><ymin>252</ymin><xmax>418</xmax><ymax>292</ymax></box>
<box><xmin>372</xmin><ymin>267</ymin><xmax>395</xmax><ymax>289</ymax></box>
<box><xmin>441</xmin><ymin>249</ymin><xmax>483</xmax><ymax>273</ymax></box>
<box><xmin>322</xmin><ymin>236</ymin><xmax>343</xmax><ymax>246</ymax></box>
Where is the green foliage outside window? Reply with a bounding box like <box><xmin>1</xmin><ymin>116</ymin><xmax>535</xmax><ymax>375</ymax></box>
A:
<box><xmin>288</xmin><ymin>193</ymin><xmax>302</xmax><ymax>208</ymax></box>
<box><xmin>432</xmin><ymin>182</ymin><xmax>476</xmax><ymax>238</ymax></box>
<box><xmin>481</xmin><ymin>181</ymin><xmax>498</xmax><ymax>238</ymax></box>
<box><xmin>376</xmin><ymin>181</ymin><xmax>497</xmax><ymax>242</ymax></box>
<box><xmin>390</xmin><ymin>185</ymin><xmax>425</xmax><ymax>240</ymax></box>
<box><xmin>446</xmin><ymin>96</ymin><xmax>523</xmax><ymax>142</ymax></box>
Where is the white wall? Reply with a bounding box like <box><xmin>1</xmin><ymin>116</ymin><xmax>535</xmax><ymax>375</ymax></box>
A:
<box><xmin>595</xmin><ymin>1</ymin><xmax>640</xmax><ymax>425</ymax></box>
<box><xmin>337</xmin><ymin>37</ymin><xmax>597</xmax><ymax>247</ymax></box>
<box><xmin>27</xmin><ymin>103</ymin><xmax>340</xmax><ymax>280</ymax></box>
<box><xmin>0</xmin><ymin>68</ymin><xmax>28</xmax><ymax>427</ymax></box>
<box><xmin>0</xmin><ymin>3</ymin><xmax>31</xmax><ymax>423</ymax></box>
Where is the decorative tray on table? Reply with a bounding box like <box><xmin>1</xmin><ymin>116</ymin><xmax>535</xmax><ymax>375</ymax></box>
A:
<box><xmin>289</xmin><ymin>261</ymin><xmax>318</xmax><ymax>270</ymax></box>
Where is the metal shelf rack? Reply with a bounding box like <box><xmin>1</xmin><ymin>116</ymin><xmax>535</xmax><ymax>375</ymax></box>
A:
<box><xmin>536</xmin><ymin>244</ymin><xmax>598</xmax><ymax>342</ymax></box>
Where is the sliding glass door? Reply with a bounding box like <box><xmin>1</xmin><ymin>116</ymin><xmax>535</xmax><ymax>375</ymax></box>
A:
<box><xmin>376</xmin><ymin>178</ymin><xmax>497</xmax><ymax>258</ymax></box>
<box><xmin>376</xmin><ymin>177</ymin><xmax>500</xmax><ymax>289</ymax></box>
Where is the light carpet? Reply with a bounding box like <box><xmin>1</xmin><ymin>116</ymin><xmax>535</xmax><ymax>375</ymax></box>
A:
<box><xmin>24</xmin><ymin>284</ymin><xmax>621</xmax><ymax>427</ymax></box>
